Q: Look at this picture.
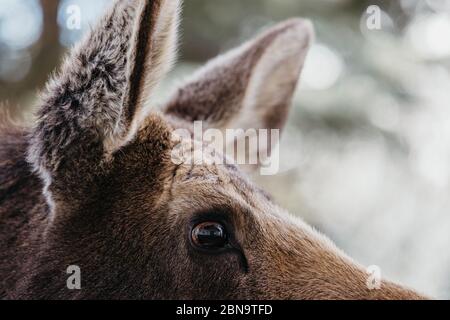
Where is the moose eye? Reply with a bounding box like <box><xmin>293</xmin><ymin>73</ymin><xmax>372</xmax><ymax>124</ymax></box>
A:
<box><xmin>191</xmin><ymin>222</ymin><xmax>228</xmax><ymax>250</ymax></box>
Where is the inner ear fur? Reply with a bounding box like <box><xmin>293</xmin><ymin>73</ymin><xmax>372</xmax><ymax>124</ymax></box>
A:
<box><xmin>164</xmin><ymin>18</ymin><xmax>313</xmax><ymax>133</ymax></box>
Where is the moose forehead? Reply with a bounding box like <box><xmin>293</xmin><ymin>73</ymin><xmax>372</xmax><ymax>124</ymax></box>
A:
<box><xmin>172</xmin><ymin>161</ymin><xmax>270</xmax><ymax>204</ymax></box>
<box><xmin>134</xmin><ymin>114</ymin><xmax>272</xmax><ymax>205</ymax></box>
<box><xmin>113</xmin><ymin>115</ymin><xmax>273</xmax><ymax>228</ymax></box>
<box><xmin>165</xmin><ymin>160</ymin><xmax>273</xmax><ymax>233</ymax></box>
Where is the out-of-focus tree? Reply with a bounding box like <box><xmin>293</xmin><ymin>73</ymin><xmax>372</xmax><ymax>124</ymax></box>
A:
<box><xmin>0</xmin><ymin>0</ymin><xmax>62</xmax><ymax>109</ymax></box>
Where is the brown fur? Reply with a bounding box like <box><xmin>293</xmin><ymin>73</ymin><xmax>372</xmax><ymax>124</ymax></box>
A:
<box><xmin>0</xmin><ymin>0</ymin><xmax>427</xmax><ymax>300</ymax></box>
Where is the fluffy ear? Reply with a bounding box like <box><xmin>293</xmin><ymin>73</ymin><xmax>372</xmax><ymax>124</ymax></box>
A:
<box><xmin>164</xmin><ymin>19</ymin><xmax>313</xmax><ymax>155</ymax></box>
<box><xmin>123</xmin><ymin>0</ymin><xmax>180</xmax><ymax>138</ymax></box>
<box><xmin>29</xmin><ymin>0</ymin><xmax>180</xmax><ymax>186</ymax></box>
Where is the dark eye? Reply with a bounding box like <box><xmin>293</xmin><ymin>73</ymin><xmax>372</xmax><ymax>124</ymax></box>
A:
<box><xmin>191</xmin><ymin>222</ymin><xmax>228</xmax><ymax>250</ymax></box>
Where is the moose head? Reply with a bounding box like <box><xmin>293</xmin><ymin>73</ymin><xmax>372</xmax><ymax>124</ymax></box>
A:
<box><xmin>2</xmin><ymin>0</ymin><xmax>425</xmax><ymax>299</ymax></box>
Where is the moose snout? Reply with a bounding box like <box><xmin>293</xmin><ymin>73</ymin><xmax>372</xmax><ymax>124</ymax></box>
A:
<box><xmin>250</xmin><ymin>218</ymin><xmax>428</xmax><ymax>300</ymax></box>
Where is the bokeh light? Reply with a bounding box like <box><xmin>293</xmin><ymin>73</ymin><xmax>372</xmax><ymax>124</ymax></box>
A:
<box><xmin>406</xmin><ymin>13</ymin><xmax>450</xmax><ymax>60</ymax></box>
<box><xmin>0</xmin><ymin>0</ymin><xmax>43</xmax><ymax>50</ymax></box>
<box><xmin>301</xmin><ymin>44</ymin><xmax>344</xmax><ymax>90</ymax></box>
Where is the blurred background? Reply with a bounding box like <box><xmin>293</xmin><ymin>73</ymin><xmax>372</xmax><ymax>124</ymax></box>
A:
<box><xmin>1</xmin><ymin>0</ymin><xmax>450</xmax><ymax>298</ymax></box>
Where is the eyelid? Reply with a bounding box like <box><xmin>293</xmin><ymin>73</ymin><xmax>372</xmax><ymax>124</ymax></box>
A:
<box><xmin>190</xmin><ymin>208</ymin><xmax>233</xmax><ymax>226</ymax></box>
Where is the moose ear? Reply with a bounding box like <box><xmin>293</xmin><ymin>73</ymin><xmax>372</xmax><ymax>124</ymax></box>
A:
<box><xmin>164</xmin><ymin>19</ymin><xmax>313</xmax><ymax>134</ymax></box>
<box><xmin>123</xmin><ymin>0</ymin><xmax>180</xmax><ymax>140</ymax></box>
<box><xmin>29</xmin><ymin>0</ymin><xmax>181</xmax><ymax>185</ymax></box>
